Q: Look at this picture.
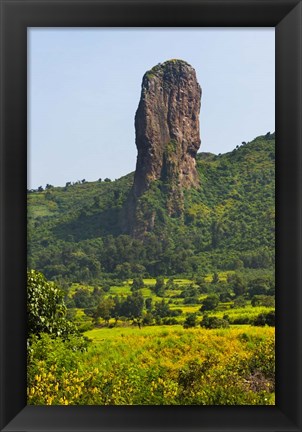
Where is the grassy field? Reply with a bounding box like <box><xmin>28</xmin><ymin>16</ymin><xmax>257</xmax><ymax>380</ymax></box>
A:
<box><xmin>28</xmin><ymin>273</ymin><xmax>275</xmax><ymax>406</ymax></box>
<box><xmin>28</xmin><ymin>325</ymin><xmax>275</xmax><ymax>405</ymax></box>
<box><xmin>208</xmin><ymin>305</ymin><xmax>275</xmax><ymax>322</ymax></box>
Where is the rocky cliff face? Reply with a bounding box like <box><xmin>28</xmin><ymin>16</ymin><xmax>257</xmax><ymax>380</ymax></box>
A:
<box><xmin>133</xmin><ymin>59</ymin><xmax>202</xmax><ymax>203</ymax></box>
<box><xmin>124</xmin><ymin>59</ymin><xmax>202</xmax><ymax>236</ymax></box>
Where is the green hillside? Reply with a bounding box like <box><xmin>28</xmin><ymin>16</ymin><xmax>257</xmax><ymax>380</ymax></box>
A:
<box><xmin>27</xmin><ymin>133</ymin><xmax>275</xmax><ymax>283</ymax></box>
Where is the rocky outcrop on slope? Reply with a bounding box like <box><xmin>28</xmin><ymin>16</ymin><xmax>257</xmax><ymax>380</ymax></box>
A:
<box><xmin>133</xmin><ymin>59</ymin><xmax>202</xmax><ymax>203</ymax></box>
<box><xmin>124</xmin><ymin>59</ymin><xmax>201</xmax><ymax>235</ymax></box>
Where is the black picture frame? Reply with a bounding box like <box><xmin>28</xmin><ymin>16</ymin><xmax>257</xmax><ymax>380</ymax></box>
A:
<box><xmin>0</xmin><ymin>0</ymin><xmax>301</xmax><ymax>431</ymax></box>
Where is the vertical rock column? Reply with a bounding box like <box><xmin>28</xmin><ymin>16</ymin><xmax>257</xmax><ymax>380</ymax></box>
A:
<box><xmin>133</xmin><ymin>59</ymin><xmax>202</xmax><ymax>209</ymax></box>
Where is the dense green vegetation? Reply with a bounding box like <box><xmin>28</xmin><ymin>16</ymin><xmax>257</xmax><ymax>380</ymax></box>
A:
<box><xmin>27</xmin><ymin>269</ymin><xmax>275</xmax><ymax>405</ymax></box>
<box><xmin>28</xmin><ymin>325</ymin><xmax>275</xmax><ymax>405</ymax></box>
<box><xmin>27</xmin><ymin>267</ymin><xmax>275</xmax><ymax>405</ymax></box>
<box><xmin>64</xmin><ymin>273</ymin><xmax>275</xmax><ymax>330</ymax></box>
<box><xmin>27</xmin><ymin>133</ymin><xmax>275</xmax><ymax>405</ymax></box>
<box><xmin>28</xmin><ymin>133</ymin><xmax>275</xmax><ymax>283</ymax></box>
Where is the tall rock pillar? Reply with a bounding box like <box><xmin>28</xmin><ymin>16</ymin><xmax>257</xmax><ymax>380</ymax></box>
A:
<box><xmin>124</xmin><ymin>59</ymin><xmax>202</xmax><ymax>236</ymax></box>
<box><xmin>134</xmin><ymin>59</ymin><xmax>202</xmax><ymax>205</ymax></box>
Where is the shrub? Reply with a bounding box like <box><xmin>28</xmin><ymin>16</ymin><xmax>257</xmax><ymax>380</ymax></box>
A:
<box><xmin>183</xmin><ymin>297</ymin><xmax>199</xmax><ymax>305</ymax></box>
<box><xmin>73</xmin><ymin>289</ymin><xmax>96</xmax><ymax>308</ymax></box>
<box><xmin>131</xmin><ymin>277</ymin><xmax>145</xmax><ymax>291</ymax></box>
<box><xmin>200</xmin><ymin>315</ymin><xmax>229</xmax><ymax>329</ymax></box>
<box><xmin>232</xmin><ymin>297</ymin><xmax>247</xmax><ymax>308</ymax></box>
<box><xmin>142</xmin><ymin>312</ymin><xmax>154</xmax><ymax>326</ymax></box>
<box><xmin>183</xmin><ymin>313</ymin><xmax>197</xmax><ymax>328</ymax></box>
<box><xmin>200</xmin><ymin>294</ymin><xmax>219</xmax><ymax>311</ymax></box>
<box><xmin>162</xmin><ymin>317</ymin><xmax>178</xmax><ymax>325</ymax></box>
<box><xmin>251</xmin><ymin>295</ymin><xmax>275</xmax><ymax>307</ymax></box>
<box><xmin>219</xmin><ymin>292</ymin><xmax>232</xmax><ymax>303</ymax></box>
<box><xmin>27</xmin><ymin>269</ymin><xmax>77</xmax><ymax>338</ymax></box>
<box><xmin>28</xmin><ymin>326</ymin><xmax>275</xmax><ymax>406</ymax></box>
<box><xmin>254</xmin><ymin>311</ymin><xmax>275</xmax><ymax>327</ymax></box>
<box><xmin>232</xmin><ymin>316</ymin><xmax>251</xmax><ymax>325</ymax></box>
<box><xmin>169</xmin><ymin>309</ymin><xmax>182</xmax><ymax>317</ymax></box>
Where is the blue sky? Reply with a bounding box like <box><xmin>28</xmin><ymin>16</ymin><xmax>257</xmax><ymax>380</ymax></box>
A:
<box><xmin>28</xmin><ymin>28</ymin><xmax>275</xmax><ymax>189</ymax></box>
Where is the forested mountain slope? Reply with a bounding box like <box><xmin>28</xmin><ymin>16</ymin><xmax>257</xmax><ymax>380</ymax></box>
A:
<box><xmin>28</xmin><ymin>133</ymin><xmax>275</xmax><ymax>282</ymax></box>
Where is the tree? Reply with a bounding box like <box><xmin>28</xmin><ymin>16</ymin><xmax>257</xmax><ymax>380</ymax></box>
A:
<box><xmin>153</xmin><ymin>299</ymin><xmax>171</xmax><ymax>318</ymax></box>
<box><xmin>211</xmin><ymin>221</ymin><xmax>225</xmax><ymax>248</ymax></box>
<box><xmin>73</xmin><ymin>288</ymin><xmax>95</xmax><ymax>308</ymax></box>
<box><xmin>120</xmin><ymin>292</ymin><xmax>144</xmax><ymax>320</ymax></box>
<box><xmin>101</xmin><ymin>282</ymin><xmax>110</xmax><ymax>293</ymax></box>
<box><xmin>228</xmin><ymin>274</ymin><xmax>246</xmax><ymax>297</ymax></box>
<box><xmin>251</xmin><ymin>295</ymin><xmax>275</xmax><ymax>307</ymax></box>
<box><xmin>248</xmin><ymin>277</ymin><xmax>270</xmax><ymax>297</ymax></box>
<box><xmin>253</xmin><ymin>313</ymin><xmax>266</xmax><ymax>326</ymax></box>
<box><xmin>180</xmin><ymin>284</ymin><xmax>198</xmax><ymax>299</ymax></box>
<box><xmin>200</xmin><ymin>315</ymin><xmax>229</xmax><ymax>329</ymax></box>
<box><xmin>195</xmin><ymin>275</ymin><xmax>205</xmax><ymax>287</ymax></box>
<box><xmin>92</xmin><ymin>287</ymin><xmax>103</xmax><ymax>303</ymax></box>
<box><xmin>232</xmin><ymin>296</ymin><xmax>246</xmax><ymax>308</ymax></box>
<box><xmin>219</xmin><ymin>292</ymin><xmax>232</xmax><ymax>303</ymax></box>
<box><xmin>142</xmin><ymin>312</ymin><xmax>154</xmax><ymax>325</ymax></box>
<box><xmin>200</xmin><ymin>294</ymin><xmax>219</xmax><ymax>312</ymax></box>
<box><xmin>95</xmin><ymin>297</ymin><xmax>115</xmax><ymax>325</ymax></box>
<box><xmin>115</xmin><ymin>262</ymin><xmax>132</xmax><ymax>280</ymax></box>
<box><xmin>183</xmin><ymin>296</ymin><xmax>199</xmax><ymax>305</ymax></box>
<box><xmin>154</xmin><ymin>276</ymin><xmax>165</xmax><ymax>297</ymax></box>
<box><xmin>111</xmin><ymin>296</ymin><xmax>122</xmax><ymax>323</ymax></box>
<box><xmin>145</xmin><ymin>297</ymin><xmax>153</xmax><ymax>311</ymax></box>
<box><xmin>212</xmin><ymin>272</ymin><xmax>219</xmax><ymax>284</ymax></box>
<box><xmin>131</xmin><ymin>277</ymin><xmax>144</xmax><ymax>292</ymax></box>
<box><xmin>166</xmin><ymin>277</ymin><xmax>176</xmax><ymax>290</ymax></box>
<box><xmin>254</xmin><ymin>311</ymin><xmax>275</xmax><ymax>327</ymax></box>
<box><xmin>183</xmin><ymin>313</ymin><xmax>197</xmax><ymax>329</ymax></box>
<box><xmin>265</xmin><ymin>311</ymin><xmax>275</xmax><ymax>326</ymax></box>
<box><xmin>27</xmin><ymin>269</ymin><xmax>77</xmax><ymax>337</ymax></box>
<box><xmin>198</xmin><ymin>283</ymin><xmax>208</xmax><ymax>294</ymax></box>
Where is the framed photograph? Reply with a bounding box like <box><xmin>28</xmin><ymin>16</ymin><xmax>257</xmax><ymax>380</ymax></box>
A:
<box><xmin>0</xmin><ymin>0</ymin><xmax>301</xmax><ymax>431</ymax></box>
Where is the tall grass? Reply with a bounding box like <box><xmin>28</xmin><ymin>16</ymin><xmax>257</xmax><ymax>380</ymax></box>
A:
<box><xmin>28</xmin><ymin>325</ymin><xmax>275</xmax><ymax>406</ymax></box>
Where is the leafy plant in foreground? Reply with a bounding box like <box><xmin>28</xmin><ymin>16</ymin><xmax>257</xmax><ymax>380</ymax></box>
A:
<box><xmin>27</xmin><ymin>269</ymin><xmax>77</xmax><ymax>338</ymax></box>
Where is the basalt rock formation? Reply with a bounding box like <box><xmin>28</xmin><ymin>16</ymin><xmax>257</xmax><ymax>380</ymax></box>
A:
<box><xmin>125</xmin><ymin>59</ymin><xmax>202</xmax><ymax>235</ymax></box>
<box><xmin>134</xmin><ymin>59</ymin><xmax>202</xmax><ymax>201</ymax></box>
